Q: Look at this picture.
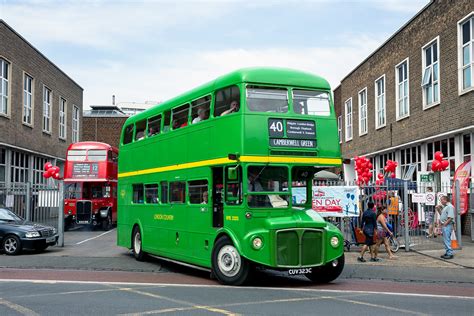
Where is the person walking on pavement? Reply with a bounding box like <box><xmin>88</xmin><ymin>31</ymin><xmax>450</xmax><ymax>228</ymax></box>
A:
<box><xmin>358</xmin><ymin>201</ymin><xmax>380</xmax><ymax>262</ymax></box>
<box><xmin>440</xmin><ymin>195</ymin><xmax>455</xmax><ymax>259</ymax></box>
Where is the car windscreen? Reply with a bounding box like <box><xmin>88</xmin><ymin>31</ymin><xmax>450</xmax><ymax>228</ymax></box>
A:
<box><xmin>0</xmin><ymin>208</ymin><xmax>22</xmax><ymax>221</ymax></box>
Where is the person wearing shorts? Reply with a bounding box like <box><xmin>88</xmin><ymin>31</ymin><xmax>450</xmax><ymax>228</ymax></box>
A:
<box><xmin>358</xmin><ymin>201</ymin><xmax>379</xmax><ymax>262</ymax></box>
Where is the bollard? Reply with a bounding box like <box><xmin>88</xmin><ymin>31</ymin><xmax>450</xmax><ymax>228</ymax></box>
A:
<box><xmin>403</xmin><ymin>181</ymin><xmax>410</xmax><ymax>252</ymax></box>
<box><xmin>58</xmin><ymin>182</ymin><xmax>65</xmax><ymax>247</ymax></box>
<box><xmin>25</xmin><ymin>182</ymin><xmax>31</xmax><ymax>221</ymax></box>
<box><xmin>455</xmin><ymin>180</ymin><xmax>462</xmax><ymax>250</ymax></box>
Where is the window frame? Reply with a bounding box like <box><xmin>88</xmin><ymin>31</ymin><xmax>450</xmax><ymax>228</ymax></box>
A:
<box><xmin>22</xmin><ymin>72</ymin><xmax>34</xmax><ymax>127</ymax></box>
<box><xmin>395</xmin><ymin>58</ymin><xmax>410</xmax><ymax>121</ymax></box>
<box><xmin>421</xmin><ymin>36</ymin><xmax>441</xmax><ymax>109</ymax></box>
<box><xmin>0</xmin><ymin>57</ymin><xmax>11</xmax><ymax>118</ymax></box>
<box><xmin>42</xmin><ymin>85</ymin><xmax>52</xmax><ymax>134</ymax></box>
<box><xmin>358</xmin><ymin>87</ymin><xmax>368</xmax><ymax>136</ymax></box>
<box><xmin>72</xmin><ymin>105</ymin><xmax>80</xmax><ymax>143</ymax></box>
<box><xmin>458</xmin><ymin>12</ymin><xmax>474</xmax><ymax>95</ymax></box>
<box><xmin>59</xmin><ymin>97</ymin><xmax>67</xmax><ymax>140</ymax></box>
<box><xmin>374</xmin><ymin>74</ymin><xmax>386</xmax><ymax>129</ymax></box>
<box><xmin>344</xmin><ymin>97</ymin><xmax>353</xmax><ymax>142</ymax></box>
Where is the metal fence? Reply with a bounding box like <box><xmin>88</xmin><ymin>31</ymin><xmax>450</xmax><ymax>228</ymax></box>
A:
<box><xmin>315</xmin><ymin>179</ymin><xmax>471</xmax><ymax>252</ymax></box>
<box><xmin>0</xmin><ymin>182</ymin><xmax>64</xmax><ymax>246</ymax></box>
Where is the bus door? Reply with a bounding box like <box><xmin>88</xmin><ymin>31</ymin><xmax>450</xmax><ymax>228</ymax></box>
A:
<box><xmin>212</xmin><ymin>168</ymin><xmax>224</xmax><ymax>228</ymax></box>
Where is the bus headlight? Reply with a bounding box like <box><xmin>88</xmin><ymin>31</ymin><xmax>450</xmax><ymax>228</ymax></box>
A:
<box><xmin>252</xmin><ymin>237</ymin><xmax>263</xmax><ymax>250</ymax></box>
<box><xmin>330</xmin><ymin>236</ymin><xmax>340</xmax><ymax>248</ymax></box>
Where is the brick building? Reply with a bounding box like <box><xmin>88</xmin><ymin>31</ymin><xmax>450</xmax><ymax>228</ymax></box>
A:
<box><xmin>0</xmin><ymin>20</ymin><xmax>83</xmax><ymax>185</ymax></box>
<box><xmin>334</xmin><ymin>1</ymin><xmax>473</xmax><ymax>233</ymax></box>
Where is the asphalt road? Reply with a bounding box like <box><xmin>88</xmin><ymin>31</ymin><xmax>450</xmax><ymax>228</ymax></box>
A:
<box><xmin>0</xmin><ymin>279</ymin><xmax>473</xmax><ymax>316</ymax></box>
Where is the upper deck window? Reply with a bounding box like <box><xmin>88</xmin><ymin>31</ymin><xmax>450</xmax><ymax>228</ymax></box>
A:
<box><xmin>67</xmin><ymin>149</ymin><xmax>87</xmax><ymax>161</ymax></box>
<box><xmin>135</xmin><ymin>120</ymin><xmax>146</xmax><ymax>141</ymax></box>
<box><xmin>172</xmin><ymin>104</ymin><xmax>189</xmax><ymax>130</ymax></box>
<box><xmin>246</xmin><ymin>87</ymin><xmax>288</xmax><ymax>113</ymax></box>
<box><xmin>147</xmin><ymin>114</ymin><xmax>161</xmax><ymax>136</ymax></box>
<box><xmin>293</xmin><ymin>90</ymin><xmax>330</xmax><ymax>116</ymax></box>
<box><xmin>123</xmin><ymin>125</ymin><xmax>134</xmax><ymax>144</ymax></box>
<box><xmin>191</xmin><ymin>96</ymin><xmax>210</xmax><ymax>124</ymax></box>
<box><xmin>88</xmin><ymin>149</ymin><xmax>107</xmax><ymax>161</ymax></box>
<box><xmin>215</xmin><ymin>85</ymin><xmax>240</xmax><ymax>116</ymax></box>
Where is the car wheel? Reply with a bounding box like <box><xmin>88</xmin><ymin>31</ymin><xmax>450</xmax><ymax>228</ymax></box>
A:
<box><xmin>306</xmin><ymin>254</ymin><xmax>345</xmax><ymax>283</ymax></box>
<box><xmin>211</xmin><ymin>236</ymin><xmax>249</xmax><ymax>286</ymax></box>
<box><xmin>2</xmin><ymin>235</ymin><xmax>22</xmax><ymax>256</ymax></box>
<box><xmin>132</xmin><ymin>226</ymin><xmax>146</xmax><ymax>261</ymax></box>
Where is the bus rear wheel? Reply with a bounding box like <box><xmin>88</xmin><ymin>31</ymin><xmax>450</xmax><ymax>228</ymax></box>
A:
<box><xmin>211</xmin><ymin>236</ymin><xmax>249</xmax><ymax>286</ymax></box>
<box><xmin>132</xmin><ymin>226</ymin><xmax>146</xmax><ymax>261</ymax></box>
<box><xmin>305</xmin><ymin>254</ymin><xmax>345</xmax><ymax>284</ymax></box>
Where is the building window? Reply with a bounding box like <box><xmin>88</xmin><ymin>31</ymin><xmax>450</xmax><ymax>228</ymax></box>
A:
<box><xmin>0</xmin><ymin>58</ymin><xmax>9</xmax><ymax>116</ymax></box>
<box><xmin>33</xmin><ymin>156</ymin><xmax>48</xmax><ymax>185</ymax></box>
<box><xmin>337</xmin><ymin>115</ymin><xmax>342</xmax><ymax>144</ymax></box>
<box><xmin>395</xmin><ymin>59</ymin><xmax>409</xmax><ymax>119</ymax></box>
<box><xmin>344</xmin><ymin>98</ymin><xmax>352</xmax><ymax>141</ymax></box>
<box><xmin>0</xmin><ymin>148</ymin><xmax>5</xmax><ymax>183</ymax></box>
<box><xmin>375</xmin><ymin>75</ymin><xmax>386</xmax><ymax>128</ymax></box>
<box><xmin>59</xmin><ymin>98</ymin><xmax>67</xmax><ymax>139</ymax></box>
<box><xmin>427</xmin><ymin>138</ymin><xmax>456</xmax><ymax>178</ymax></box>
<box><xmin>23</xmin><ymin>74</ymin><xmax>34</xmax><ymax>125</ymax></box>
<box><xmin>43</xmin><ymin>86</ymin><xmax>52</xmax><ymax>133</ymax></box>
<box><xmin>10</xmin><ymin>150</ymin><xmax>29</xmax><ymax>183</ymax></box>
<box><xmin>376</xmin><ymin>152</ymin><xmax>395</xmax><ymax>178</ymax></box>
<box><xmin>72</xmin><ymin>105</ymin><xmax>79</xmax><ymax>143</ymax></box>
<box><xmin>459</xmin><ymin>14</ymin><xmax>474</xmax><ymax>92</ymax></box>
<box><xmin>422</xmin><ymin>38</ymin><xmax>440</xmax><ymax>108</ymax></box>
<box><xmin>358</xmin><ymin>88</ymin><xmax>367</xmax><ymax>136</ymax></box>
<box><xmin>400</xmin><ymin>146</ymin><xmax>421</xmax><ymax>181</ymax></box>
<box><xmin>463</xmin><ymin>134</ymin><xmax>471</xmax><ymax>162</ymax></box>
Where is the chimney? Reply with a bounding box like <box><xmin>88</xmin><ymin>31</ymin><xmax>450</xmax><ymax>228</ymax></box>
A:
<box><xmin>112</xmin><ymin>95</ymin><xmax>116</xmax><ymax>105</ymax></box>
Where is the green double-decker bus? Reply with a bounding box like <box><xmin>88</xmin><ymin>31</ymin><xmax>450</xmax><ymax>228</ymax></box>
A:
<box><xmin>117</xmin><ymin>67</ymin><xmax>344</xmax><ymax>285</ymax></box>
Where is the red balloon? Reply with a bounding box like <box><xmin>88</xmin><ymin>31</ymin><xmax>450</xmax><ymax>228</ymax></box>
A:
<box><xmin>52</xmin><ymin>172</ymin><xmax>60</xmax><ymax>180</ymax></box>
<box><xmin>441</xmin><ymin>159</ymin><xmax>449</xmax><ymax>170</ymax></box>
<box><xmin>377</xmin><ymin>173</ymin><xmax>384</xmax><ymax>180</ymax></box>
<box><xmin>431</xmin><ymin>160</ymin><xmax>441</xmax><ymax>172</ymax></box>
<box><xmin>47</xmin><ymin>168</ymin><xmax>56</xmax><ymax>176</ymax></box>
<box><xmin>51</xmin><ymin>166</ymin><xmax>60</xmax><ymax>173</ymax></box>
<box><xmin>368</xmin><ymin>163</ymin><xmax>373</xmax><ymax>169</ymax></box>
<box><xmin>434</xmin><ymin>151</ymin><xmax>444</xmax><ymax>162</ymax></box>
<box><xmin>42</xmin><ymin>171</ymin><xmax>51</xmax><ymax>178</ymax></box>
<box><xmin>44</xmin><ymin>162</ymin><xmax>53</xmax><ymax>171</ymax></box>
<box><xmin>390</xmin><ymin>173</ymin><xmax>396</xmax><ymax>178</ymax></box>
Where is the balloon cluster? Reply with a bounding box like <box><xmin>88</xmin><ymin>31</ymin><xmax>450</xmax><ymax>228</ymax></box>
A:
<box><xmin>42</xmin><ymin>162</ymin><xmax>62</xmax><ymax>180</ymax></box>
<box><xmin>431</xmin><ymin>151</ymin><xmax>449</xmax><ymax>172</ymax></box>
<box><xmin>354</xmin><ymin>156</ymin><xmax>373</xmax><ymax>186</ymax></box>
<box><xmin>384</xmin><ymin>160</ymin><xmax>398</xmax><ymax>179</ymax></box>
<box><xmin>373</xmin><ymin>173</ymin><xmax>387</xmax><ymax>202</ymax></box>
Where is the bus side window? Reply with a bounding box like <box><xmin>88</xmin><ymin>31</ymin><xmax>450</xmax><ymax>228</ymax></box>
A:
<box><xmin>163</xmin><ymin>111</ymin><xmax>171</xmax><ymax>132</ymax></box>
<box><xmin>172</xmin><ymin>104</ymin><xmax>189</xmax><ymax>130</ymax></box>
<box><xmin>191</xmin><ymin>96</ymin><xmax>210</xmax><ymax>124</ymax></box>
<box><xmin>147</xmin><ymin>114</ymin><xmax>161</xmax><ymax>137</ymax></box>
<box><xmin>145</xmin><ymin>184</ymin><xmax>159</xmax><ymax>204</ymax></box>
<box><xmin>214</xmin><ymin>85</ymin><xmax>240</xmax><ymax>117</ymax></box>
<box><xmin>132</xmin><ymin>184</ymin><xmax>144</xmax><ymax>204</ymax></box>
<box><xmin>123</xmin><ymin>125</ymin><xmax>134</xmax><ymax>145</ymax></box>
<box><xmin>188</xmin><ymin>180</ymin><xmax>208</xmax><ymax>204</ymax></box>
<box><xmin>170</xmin><ymin>181</ymin><xmax>186</xmax><ymax>203</ymax></box>
<box><xmin>225</xmin><ymin>166</ymin><xmax>242</xmax><ymax>205</ymax></box>
<box><xmin>135</xmin><ymin>120</ymin><xmax>147</xmax><ymax>141</ymax></box>
<box><xmin>160</xmin><ymin>181</ymin><xmax>168</xmax><ymax>204</ymax></box>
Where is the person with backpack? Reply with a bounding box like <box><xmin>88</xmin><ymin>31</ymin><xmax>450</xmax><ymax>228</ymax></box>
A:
<box><xmin>358</xmin><ymin>201</ymin><xmax>380</xmax><ymax>262</ymax></box>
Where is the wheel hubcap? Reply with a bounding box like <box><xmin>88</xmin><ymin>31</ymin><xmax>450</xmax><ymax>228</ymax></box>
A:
<box><xmin>134</xmin><ymin>232</ymin><xmax>141</xmax><ymax>254</ymax></box>
<box><xmin>5</xmin><ymin>238</ymin><xmax>17</xmax><ymax>253</ymax></box>
<box><xmin>217</xmin><ymin>245</ymin><xmax>241</xmax><ymax>277</ymax></box>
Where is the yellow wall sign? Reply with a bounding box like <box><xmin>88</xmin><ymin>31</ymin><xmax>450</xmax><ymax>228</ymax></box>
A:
<box><xmin>154</xmin><ymin>214</ymin><xmax>174</xmax><ymax>221</ymax></box>
<box><xmin>225</xmin><ymin>215</ymin><xmax>239</xmax><ymax>221</ymax></box>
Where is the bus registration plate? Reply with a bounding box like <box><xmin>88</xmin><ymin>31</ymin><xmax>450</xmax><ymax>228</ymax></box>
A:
<box><xmin>288</xmin><ymin>268</ymin><xmax>312</xmax><ymax>275</ymax></box>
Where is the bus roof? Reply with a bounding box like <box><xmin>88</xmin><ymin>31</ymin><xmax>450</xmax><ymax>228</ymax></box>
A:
<box><xmin>125</xmin><ymin>67</ymin><xmax>330</xmax><ymax>125</ymax></box>
<box><xmin>67</xmin><ymin>141</ymin><xmax>118</xmax><ymax>152</ymax></box>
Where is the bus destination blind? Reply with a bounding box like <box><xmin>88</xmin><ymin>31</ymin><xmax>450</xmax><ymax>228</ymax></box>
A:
<box><xmin>72</xmin><ymin>163</ymin><xmax>99</xmax><ymax>178</ymax></box>
<box><xmin>268</xmin><ymin>118</ymin><xmax>316</xmax><ymax>148</ymax></box>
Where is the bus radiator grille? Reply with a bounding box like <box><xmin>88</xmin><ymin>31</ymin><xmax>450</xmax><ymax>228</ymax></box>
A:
<box><xmin>276</xmin><ymin>229</ymin><xmax>323</xmax><ymax>267</ymax></box>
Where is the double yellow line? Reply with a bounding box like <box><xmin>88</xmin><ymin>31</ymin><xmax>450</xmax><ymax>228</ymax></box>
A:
<box><xmin>118</xmin><ymin>155</ymin><xmax>342</xmax><ymax>178</ymax></box>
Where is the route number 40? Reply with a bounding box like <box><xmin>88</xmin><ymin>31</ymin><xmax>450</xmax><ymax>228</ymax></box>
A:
<box><xmin>269</xmin><ymin>121</ymin><xmax>283</xmax><ymax>132</ymax></box>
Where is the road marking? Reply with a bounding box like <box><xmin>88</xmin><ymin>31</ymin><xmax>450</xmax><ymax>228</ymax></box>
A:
<box><xmin>0</xmin><ymin>279</ymin><xmax>473</xmax><ymax>300</ymax></box>
<box><xmin>75</xmin><ymin>229</ymin><xmax>115</xmax><ymax>245</ymax></box>
<box><xmin>0</xmin><ymin>298</ymin><xmax>39</xmax><ymax>316</ymax></box>
<box><xmin>327</xmin><ymin>296</ymin><xmax>428</xmax><ymax>316</ymax></box>
<box><xmin>117</xmin><ymin>287</ymin><xmax>238</xmax><ymax>316</ymax></box>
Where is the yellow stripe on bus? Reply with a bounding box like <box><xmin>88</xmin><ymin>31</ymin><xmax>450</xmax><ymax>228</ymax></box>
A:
<box><xmin>118</xmin><ymin>156</ymin><xmax>342</xmax><ymax>178</ymax></box>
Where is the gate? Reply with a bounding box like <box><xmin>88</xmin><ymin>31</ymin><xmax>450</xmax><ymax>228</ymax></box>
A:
<box><xmin>0</xmin><ymin>182</ymin><xmax>64</xmax><ymax>247</ymax></box>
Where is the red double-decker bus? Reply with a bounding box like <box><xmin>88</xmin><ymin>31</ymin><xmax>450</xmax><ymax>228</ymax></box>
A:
<box><xmin>63</xmin><ymin>142</ymin><xmax>118</xmax><ymax>230</ymax></box>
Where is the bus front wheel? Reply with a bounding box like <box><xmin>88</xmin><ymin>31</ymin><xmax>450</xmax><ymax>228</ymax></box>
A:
<box><xmin>305</xmin><ymin>254</ymin><xmax>345</xmax><ymax>284</ymax></box>
<box><xmin>132</xmin><ymin>226</ymin><xmax>146</xmax><ymax>261</ymax></box>
<box><xmin>211</xmin><ymin>236</ymin><xmax>249</xmax><ymax>286</ymax></box>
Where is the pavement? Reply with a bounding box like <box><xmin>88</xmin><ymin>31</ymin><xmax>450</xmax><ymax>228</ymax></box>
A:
<box><xmin>415</xmin><ymin>235</ymin><xmax>474</xmax><ymax>268</ymax></box>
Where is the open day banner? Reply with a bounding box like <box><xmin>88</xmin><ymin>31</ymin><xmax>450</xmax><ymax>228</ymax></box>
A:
<box><xmin>292</xmin><ymin>186</ymin><xmax>360</xmax><ymax>217</ymax></box>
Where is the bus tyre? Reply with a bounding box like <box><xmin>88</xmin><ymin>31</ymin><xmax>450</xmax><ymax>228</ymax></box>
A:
<box><xmin>211</xmin><ymin>236</ymin><xmax>249</xmax><ymax>286</ymax></box>
<box><xmin>132</xmin><ymin>226</ymin><xmax>146</xmax><ymax>261</ymax></box>
<box><xmin>102</xmin><ymin>213</ymin><xmax>112</xmax><ymax>231</ymax></box>
<box><xmin>305</xmin><ymin>254</ymin><xmax>344</xmax><ymax>284</ymax></box>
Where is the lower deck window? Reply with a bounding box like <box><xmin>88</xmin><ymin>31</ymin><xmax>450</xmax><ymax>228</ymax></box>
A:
<box><xmin>170</xmin><ymin>181</ymin><xmax>185</xmax><ymax>203</ymax></box>
<box><xmin>133</xmin><ymin>184</ymin><xmax>144</xmax><ymax>203</ymax></box>
<box><xmin>188</xmin><ymin>180</ymin><xmax>208</xmax><ymax>204</ymax></box>
<box><xmin>145</xmin><ymin>184</ymin><xmax>159</xmax><ymax>204</ymax></box>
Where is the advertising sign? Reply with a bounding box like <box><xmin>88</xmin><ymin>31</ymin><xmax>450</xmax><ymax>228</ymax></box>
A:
<box><xmin>311</xmin><ymin>186</ymin><xmax>359</xmax><ymax>217</ymax></box>
<box><xmin>452</xmin><ymin>160</ymin><xmax>471</xmax><ymax>215</ymax></box>
<box><xmin>411</xmin><ymin>193</ymin><xmax>426</xmax><ymax>204</ymax></box>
